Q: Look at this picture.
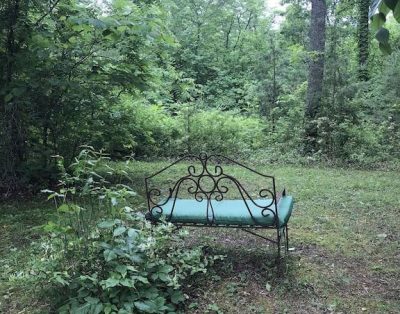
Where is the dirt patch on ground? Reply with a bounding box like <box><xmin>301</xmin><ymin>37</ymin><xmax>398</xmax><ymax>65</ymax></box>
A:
<box><xmin>180</xmin><ymin>228</ymin><xmax>400</xmax><ymax>313</ymax></box>
<box><xmin>294</xmin><ymin>243</ymin><xmax>400</xmax><ymax>301</ymax></box>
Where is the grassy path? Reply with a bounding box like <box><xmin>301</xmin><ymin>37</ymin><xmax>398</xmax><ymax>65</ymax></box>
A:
<box><xmin>1</xmin><ymin>162</ymin><xmax>399</xmax><ymax>313</ymax></box>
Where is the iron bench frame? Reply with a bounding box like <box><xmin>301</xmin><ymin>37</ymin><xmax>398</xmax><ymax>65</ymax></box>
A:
<box><xmin>144</xmin><ymin>153</ymin><xmax>290</xmax><ymax>258</ymax></box>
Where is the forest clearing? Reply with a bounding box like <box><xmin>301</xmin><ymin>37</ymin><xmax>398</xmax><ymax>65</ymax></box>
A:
<box><xmin>1</xmin><ymin>0</ymin><xmax>400</xmax><ymax>313</ymax></box>
<box><xmin>1</xmin><ymin>161</ymin><xmax>399</xmax><ymax>313</ymax></box>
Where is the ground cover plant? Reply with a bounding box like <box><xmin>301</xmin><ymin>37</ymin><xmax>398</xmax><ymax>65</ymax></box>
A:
<box><xmin>1</xmin><ymin>160</ymin><xmax>399</xmax><ymax>313</ymax></box>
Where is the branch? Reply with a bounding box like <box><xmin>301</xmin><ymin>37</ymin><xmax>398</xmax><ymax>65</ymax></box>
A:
<box><xmin>68</xmin><ymin>41</ymin><xmax>98</xmax><ymax>77</ymax></box>
<box><xmin>233</xmin><ymin>11</ymin><xmax>252</xmax><ymax>50</ymax></box>
<box><xmin>34</xmin><ymin>0</ymin><xmax>62</xmax><ymax>27</ymax></box>
<box><xmin>225</xmin><ymin>16</ymin><xmax>235</xmax><ymax>49</ymax></box>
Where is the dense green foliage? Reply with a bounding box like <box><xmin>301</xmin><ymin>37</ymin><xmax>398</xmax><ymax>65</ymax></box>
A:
<box><xmin>39</xmin><ymin>149</ymin><xmax>220</xmax><ymax>312</ymax></box>
<box><xmin>1</xmin><ymin>0</ymin><xmax>400</xmax><ymax>192</ymax></box>
<box><xmin>91</xmin><ymin>98</ymin><xmax>266</xmax><ymax>158</ymax></box>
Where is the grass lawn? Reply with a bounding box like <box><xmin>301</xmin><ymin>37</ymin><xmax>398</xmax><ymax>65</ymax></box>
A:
<box><xmin>1</xmin><ymin>161</ymin><xmax>399</xmax><ymax>313</ymax></box>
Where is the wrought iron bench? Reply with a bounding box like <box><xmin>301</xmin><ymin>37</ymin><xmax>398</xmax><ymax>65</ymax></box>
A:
<box><xmin>145</xmin><ymin>153</ymin><xmax>294</xmax><ymax>258</ymax></box>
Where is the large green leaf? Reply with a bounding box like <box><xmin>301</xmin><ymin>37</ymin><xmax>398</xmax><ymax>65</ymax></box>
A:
<box><xmin>370</xmin><ymin>0</ymin><xmax>400</xmax><ymax>54</ymax></box>
<box><xmin>113</xmin><ymin>226</ymin><xmax>126</xmax><ymax>236</ymax></box>
<box><xmin>375</xmin><ymin>27</ymin><xmax>390</xmax><ymax>44</ymax></box>
<box><xmin>134</xmin><ymin>301</ymin><xmax>153</xmax><ymax>313</ymax></box>
<box><xmin>379</xmin><ymin>1</ymin><xmax>391</xmax><ymax>14</ymax></box>
<box><xmin>103</xmin><ymin>249</ymin><xmax>117</xmax><ymax>262</ymax></box>
<box><xmin>115</xmin><ymin>265</ymin><xmax>127</xmax><ymax>277</ymax></box>
<box><xmin>370</xmin><ymin>13</ymin><xmax>386</xmax><ymax>31</ymax></box>
<box><xmin>159</xmin><ymin>265</ymin><xmax>173</xmax><ymax>273</ymax></box>
<box><xmin>394</xmin><ymin>2</ymin><xmax>400</xmax><ymax>22</ymax></box>
<box><xmin>170</xmin><ymin>290</ymin><xmax>185</xmax><ymax>304</ymax></box>
<box><xmin>127</xmin><ymin>228</ymin><xmax>138</xmax><ymax>238</ymax></box>
<box><xmin>379</xmin><ymin>42</ymin><xmax>392</xmax><ymax>54</ymax></box>
<box><xmin>119</xmin><ymin>278</ymin><xmax>135</xmax><ymax>287</ymax></box>
<box><xmin>4</xmin><ymin>93</ymin><xmax>13</xmax><ymax>103</ymax></box>
<box><xmin>74</xmin><ymin>303</ymin><xmax>91</xmax><ymax>314</ymax></box>
<box><xmin>84</xmin><ymin>297</ymin><xmax>100</xmax><ymax>305</ymax></box>
<box><xmin>57</xmin><ymin>204</ymin><xmax>71</xmax><ymax>213</ymax></box>
<box><xmin>102</xmin><ymin>277</ymin><xmax>120</xmax><ymax>288</ymax></box>
<box><xmin>98</xmin><ymin>220</ymin><xmax>116</xmax><ymax>228</ymax></box>
<box><xmin>133</xmin><ymin>276</ymin><xmax>149</xmax><ymax>284</ymax></box>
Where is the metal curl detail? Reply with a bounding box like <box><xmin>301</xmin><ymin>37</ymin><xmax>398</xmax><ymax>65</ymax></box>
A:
<box><xmin>218</xmin><ymin>184</ymin><xmax>229</xmax><ymax>194</ymax></box>
<box><xmin>259</xmin><ymin>189</ymin><xmax>275</xmax><ymax>208</ymax></box>
<box><xmin>262</xmin><ymin>207</ymin><xmax>275</xmax><ymax>218</ymax></box>
<box><xmin>187</xmin><ymin>184</ymin><xmax>197</xmax><ymax>194</ymax></box>
<box><xmin>148</xmin><ymin>188</ymin><xmax>161</xmax><ymax>205</ymax></box>
<box><xmin>211</xmin><ymin>190</ymin><xmax>224</xmax><ymax>202</ymax></box>
<box><xmin>194</xmin><ymin>191</ymin><xmax>206</xmax><ymax>202</ymax></box>
<box><xmin>150</xmin><ymin>205</ymin><xmax>163</xmax><ymax>216</ymax></box>
<box><xmin>145</xmin><ymin>153</ymin><xmax>278</xmax><ymax>225</ymax></box>
<box><xmin>214</xmin><ymin>165</ymin><xmax>223</xmax><ymax>176</ymax></box>
<box><xmin>188</xmin><ymin>165</ymin><xmax>197</xmax><ymax>176</ymax></box>
<box><xmin>149</xmin><ymin>188</ymin><xmax>161</xmax><ymax>197</ymax></box>
<box><xmin>199</xmin><ymin>152</ymin><xmax>208</xmax><ymax>161</ymax></box>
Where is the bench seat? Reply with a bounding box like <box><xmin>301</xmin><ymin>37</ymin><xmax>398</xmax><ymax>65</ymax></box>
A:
<box><xmin>145</xmin><ymin>153</ymin><xmax>295</xmax><ymax>259</ymax></box>
<box><xmin>151</xmin><ymin>196</ymin><xmax>294</xmax><ymax>227</ymax></box>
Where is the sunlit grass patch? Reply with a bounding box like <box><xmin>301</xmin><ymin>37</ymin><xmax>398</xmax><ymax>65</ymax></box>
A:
<box><xmin>0</xmin><ymin>161</ymin><xmax>399</xmax><ymax>313</ymax></box>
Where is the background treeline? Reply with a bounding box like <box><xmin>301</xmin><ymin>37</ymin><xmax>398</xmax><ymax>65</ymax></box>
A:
<box><xmin>1</xmin><ymin>0</ymin><xmax>400</xmax><ymax>192</ymax></box>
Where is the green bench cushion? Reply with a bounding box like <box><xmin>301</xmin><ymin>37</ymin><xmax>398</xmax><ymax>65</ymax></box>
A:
<box><xmin>151</xmin><ymin>196</ymin><xmax>294</xmax><ymax>227</ymax></box>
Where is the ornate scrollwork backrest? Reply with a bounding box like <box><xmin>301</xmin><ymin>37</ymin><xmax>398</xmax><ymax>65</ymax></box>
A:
<box><xmin>145</xmin><ymin>153</ymin><xmax>278</xmax><ymax>225</ymax></box>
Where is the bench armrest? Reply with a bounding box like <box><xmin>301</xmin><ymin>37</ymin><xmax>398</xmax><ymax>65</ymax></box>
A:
<box><xmin>276</xmin><ymin>188</ymin><xmax>286</xmax><ymax>204</ymax></box>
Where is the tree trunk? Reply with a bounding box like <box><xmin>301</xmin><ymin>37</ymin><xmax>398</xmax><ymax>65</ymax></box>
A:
<box><xmin>358</xmin><ymin>0</ymin><xmax>370</xmax><ymax>81</ymax></box>
<box><xmin>304</xmin><ymin>0</ymin><xmax>327</xmax><ymax>154</ymax></box>
<box><xmin>271</xmin><ymin>35</ymin><xmax>277</xmax><ymax>132</ymax></box>
<box><xmin>1</xmin><ymin>0</ymin><xmax>24</xmax><ymax>191</ymax></box>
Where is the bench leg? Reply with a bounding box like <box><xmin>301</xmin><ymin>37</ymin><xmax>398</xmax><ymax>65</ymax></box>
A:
<box><xmin>285</xmin><ymin>225</ymin><xmax>289</xmax><ymax>253</ymax></box>
<box><xmin>277</xmin><ymin>225</ymin><xmax>290</xmax><ymax>260</ymax></box>
<box><xmin>277</xmin><ymin>228</ymin><xmax>281</xmax><ymax>259</ymax></box>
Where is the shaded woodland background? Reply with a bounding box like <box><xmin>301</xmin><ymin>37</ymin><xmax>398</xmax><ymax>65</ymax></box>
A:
<box><xmin>1</xmin><ymin>0</ymin><xmax>400</xmax><ymax>193</ymax></box>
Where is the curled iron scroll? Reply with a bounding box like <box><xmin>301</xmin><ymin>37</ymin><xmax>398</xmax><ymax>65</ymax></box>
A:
<box><xmin>145</xmin><ymin>153</ymin><xmax>277</xmax><ymax>224</ymax></box>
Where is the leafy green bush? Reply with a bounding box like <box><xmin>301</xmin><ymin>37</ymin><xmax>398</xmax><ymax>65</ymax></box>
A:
<box><xmin>178</xmin><ymin>107</ymin><xmax>266</xmax><ymax>157</ymax></box>
<box><xmin>57</xmin><ymin>214</ymin><xmax>215</xmax><ymax>314</ymax></box>
<box><xmin>91</xmin><ymin>98</ymin><xmax>268</xmax><ymax>159</ymax></box>
<box><xmin>249</xmin><ymin>82</ymin><xmax>305</xmax><ymax>164</ymax></box>
<box><xmin>91</xmin><ymin>98</ymin><xmax>183</xmax><ymax>159</ymax></box>
<box><xmin>83</xmin><ymin>79</ymin><xmax>400</xmax><ymax>168</ymax></box>
<box><xmin>42</xmin><ymin>148</ymin><xmax>218</xmax><ymax>313</ymax></box>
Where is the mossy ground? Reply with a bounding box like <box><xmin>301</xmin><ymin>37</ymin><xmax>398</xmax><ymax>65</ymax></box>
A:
<box><xmin>1</xmin><ymin>162</ymin><xmax>399</xmax><ymax>313</ymax></box>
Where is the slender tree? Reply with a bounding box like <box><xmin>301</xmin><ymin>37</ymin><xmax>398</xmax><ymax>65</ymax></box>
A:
<box><xmin>1</xmin><ymin>0</ymin><xmax>25</xmax><ymax>189</ymax></box>
<box><xmin>358</xmin><ymin>0</ymin><xmax>370</xmax><ymax>81</ymax></box>
<box><xmin>304</xmin><ymin>0</ymin><xmax>327</xmax><ymax>154</ymax></box>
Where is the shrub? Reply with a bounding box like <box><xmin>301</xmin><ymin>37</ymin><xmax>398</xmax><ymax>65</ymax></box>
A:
<box><xmin>91</xmin><ymin>98</ymin><xmax>182</xmax><ymax>159</ymax></box>
<box><xmin>180</xmin><ymin>108</ymin><xmax>266</xmax><ymax>157</ymax></box>
<box><xmin>90</xmin><ymin>97</ymin><xmax>268</xmax><ymax>159</ymax></box>
<box><xmin>42</xmin><ymin>148</ymin><xmax>218</xmax><ymax>313</ymax></box>
<box><xmin>56</xmin><ymin>214</ymin><xmax>215</xmax><ymax>314</ymax></box>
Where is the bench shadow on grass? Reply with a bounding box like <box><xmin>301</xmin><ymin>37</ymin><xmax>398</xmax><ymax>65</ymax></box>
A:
<box><xmin>180</xmin><ymin>227</ymin><xmax>309</xmax><ymax>313</ymax></box>
<box><xmin>180</xmin><ymin>225</ymin><xmax>400</xmax><ymax>313</ymax></box>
